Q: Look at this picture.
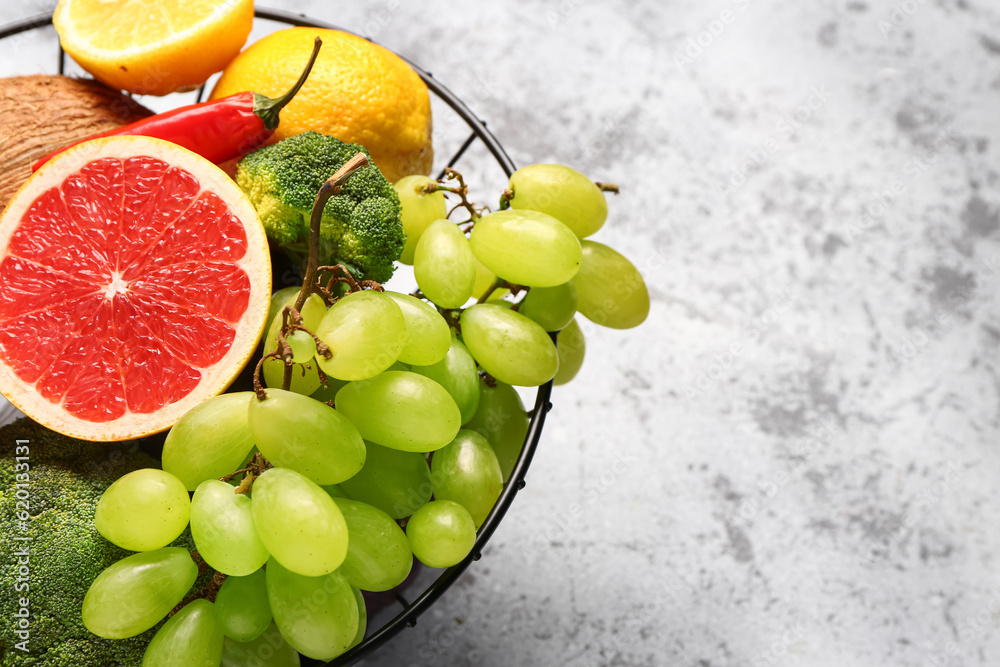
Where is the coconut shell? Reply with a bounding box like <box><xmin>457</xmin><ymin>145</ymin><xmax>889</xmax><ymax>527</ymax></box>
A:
<box><xmin>0</xmin><ymin>75</ymin><xmax>153</xmax><ymax>211</ymax></box>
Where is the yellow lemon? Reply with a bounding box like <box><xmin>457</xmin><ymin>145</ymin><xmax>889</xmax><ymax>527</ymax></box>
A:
<box><xmin>211</xmin><ymin>27</ymin><xmax>433</xmax><ymax>183</ymax></box>
<box><xmin>54</xmin><ymin>0</ymin><xmax>254</xmax><ymax>96</ymax></box>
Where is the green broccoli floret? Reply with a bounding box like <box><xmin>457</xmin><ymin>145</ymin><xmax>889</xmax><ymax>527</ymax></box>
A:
<box><xmin>237</xmin><ymin>131</ymin><xmax>406</xmax><ymax>283</ymax></box>
<box><xmin>0</xmin><ymin>419</ymin><xmax>199</xmax><ymax>667</ymax></box>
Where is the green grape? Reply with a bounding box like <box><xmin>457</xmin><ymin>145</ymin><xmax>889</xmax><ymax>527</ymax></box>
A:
<box><xmin>315</xmin><ymin>290</ymin><xmax>406</xmax><ymax>381</ymax></box>
<box><xmin>384</xmin><ymin>291</ymin><xmax>451</xmax><ymax>365</ymax></box>
<box><xmin>221</xmin><ymin>622</ymin><xmax>300</xmax><ymax>667</ymax></box>
<box><xmin>268</xmin><ymin>291</ymin><xmax>326</xmax><ymax>332</ymax></box>
<box><xmin>395</xmin><ymin>174</ymin><xmax>447</xmax><ymax>265</ymax></box>
<box><xmin>261</xmin><ymin>357</ymin><xmax>321</xmax><ymax>396</ymax></box>
<box><xmin>82</xmin><ymin>547</ymin><xmax>198</xmax><ymax>639</ymax></box>
<box><xmin>321</xmin><ymin>483</ymin><xmax>349</xmax><ymax>499</ymax></box>
<box><xmin>508</xmin><ymin>163</ymin><xmax>608</xmax><ymax>238</ymax></box>
<box><xmin>335</xmin><ymin>371</ymin><xmax>461</xmax><ymax>452</ymax></box>
<box><xmin>554</xmin><ymin>318</ymin><xmax>586</xmax><ymax>384</ymax></box>
<box><xmin>349</xmin><ymin>587</ymin><xmax>367</xmax><ymax>650</ymax></box>
<box><xmin>94</xmin><ymin>468</ymin><xmax>190</xmax><ymax>552</ymax></box>
<box><xmin>223</xmin><ymin>446</ymin><xmax>259</xmax><ymax>490</ymax></box>
<box><xmin>141</xmin><ymin>598</ymin><xmax>223</xmax><ymax>667</ymax></box>
<box><xmin>431</xmin><ymin>430</ymin><xmax>504</xmax><ymax>528</ymax></box>
<box><xmin>572</xmin><ymin>240</ymin><xmax>650</xmax><ymax>329</ymax></box>
<box><xmin>215</xmin><ymin>569</ymin><xmax>272</xmax><ymax>642</ymax></box>
<box><xmin>265</xmin><ymin>558</ymin><xmax>359</xmax><ymax>661</ymax></box>
<box><xmin>464</xmin><ymin>380</ymin><xmax>529</xmax><ymax>482</ymax></box>
<box><xmin>486</xmin><ymin>295</ymin><xmax>514</xmax><ymax>309</ymax></box>
<box><xmin>333</xmin><ymin>498</ymin><xmax>413</xmax><ymax>591</ymax></box>
<box><xmin>472</xmin><ymin>255</ymin><xmax>497</xmax><ymax>301</ymax></box>
<box><xmin>338</xmin><ymin>442</ymin><xmax>432</xmax><ymax>519</ymax></box>
<box><xmin>406</xmin><ymin>500</ymin><xmax>477</xmax><ymax>569</ymax></box>
<box><xmin>486</xmin><ymin>287</ymin><xmax>511</xmax><ymax>302</ymax></box>
<box><xmin>190</xmin><ymin>480</ymin><xmax>269</xmax><ymax>576</ymax></box>
<box><xmin>460</xmin><ymin>304</ymin><xmax>558</xmax><ymax>387</ymax></box>
<box><xmin>267</xmin><ymin>286</ymin><xmax>301</xmax><ymax>330</ymax></box>
<box><xmin>409</xmin><ymin>337</ymin><xmax>480</xmax><ymax>423</ymax></box>
<box><xmin>310</xmin><ymin>376</ymin><xmax>349</xmax><ymax>403</ymax></box>
<box><xmin>248</xmin><ymin>388</ymin><xmax>365</xmax><ymax>485</ymax></box>
<box><xmin>469</xmin><ymin>209</ymin><xmax>582</xmax><ymax>287</ymax></box>
<box><xmin>286</xmin><ymin>330</ymin><xmax>317</xmax><ymax>364</ymax></box>
<box><xmin>251</xmin><ymin>468</ymin><xmax>349</xmax><ymax>577</ymax></box>
<box><xmin>413</xmin><ymin>219</ymin><xmax>476</xmax><ymax>308</ymax></box>
<box><xmin>263</xmin><ymin>292</ymin><xmax>328</xmax><ymax>395</ymax></box>
<box><xmin>518</xmin><ymin>282</ymin><xmax>577</xmax><ymax>332</ymax></box>
<box><xmin>163</xmin><ymin>392</ymin><xmax>257</xmax><ymax>491</ymax></box>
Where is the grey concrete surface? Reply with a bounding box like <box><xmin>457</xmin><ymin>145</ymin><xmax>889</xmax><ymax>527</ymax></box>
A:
<box><xmin>2</xmin><ymin>1</ymin><xmax>1000</xmax><ymax>665</ymax></box>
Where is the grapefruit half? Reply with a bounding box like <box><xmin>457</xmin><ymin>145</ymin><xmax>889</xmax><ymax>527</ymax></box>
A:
<box><xmin>0</xmin><ymin>136</ymin><xmax>271</xmax><ymax>441</ymax></box>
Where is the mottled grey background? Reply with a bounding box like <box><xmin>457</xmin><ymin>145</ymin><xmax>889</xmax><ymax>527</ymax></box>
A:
<box><xmin>2</xmin><ymin>1</ymin><xmax>999</xmax><ymax>666</ymax></box>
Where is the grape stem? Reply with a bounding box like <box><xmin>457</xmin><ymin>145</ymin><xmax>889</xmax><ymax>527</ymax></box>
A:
<box><xmin>259</xmin><ymin>153</ymin><xmax>370</xmax><ymax>398</ymax></box>
<box><xmin>595</xmin><ymin>181</ymin><xmax>620</xmax><ymax>194</ymax></box>
<box><xmin>316</xmin><ymin>264</ymin><xmax>384</xmax><ymax>300</ymax></box>
<box><xmin>476</xmin><ymin>277</ymin><xmax>527</xmax><ymax>304</ymax></box>
<box><xmin>192</xmin><ymin>149</ymin><xmax>398</xmax><ymax>602</ymax></box>
<box><xmin>423</xmin><ymin>167</ymin><xmax>487</xmax><ymax>223</ymax></box>
<box><xmin>498</xmin><ymin>188</ymin><xmax>514</xmax><ymax>210</ymax></box>
<box><xmin>277</xmin><ymin>306</ymin><xmax>332</xmax><ymax>392</ymax></box>
<box><xmin>278</xmin><ymin>306</ymin><xmax>304</xmax><ymax>363</ymax></box>
<box><xmin>440</xmin><ymin>308</ymin><xmax>462</xmax><ymax>335</ymax></box>
<box><xmin>218</xmin><ymin>465</ymin><xmax>254</xmax><ymax>483</ymax></box>
<box><xmin>476</xmin><ymin>277</ymin><xmax>504</xmax><ymax>304</ymax></box>
<box><xmin>218</xmin><ymin>452</ymin><xmax>272</xmax><ymax>488</ymax></box>
<box><xmin>294</xmin><ymin>153</ymin><xmax>370</xmax><ymax>314</ymax></box>
<box><xmin>170</xmin><ymin>553</ymin><xmax>226</xmax><ymax>616</ymax></box>
<box><xmin>252</xmin><ymin>353</ymin><xmax>274</xmax><ymax>400</ymax></box>
<box><xmin>253</xmin><ymin>348</ymin><xmax>322</xmax><ymax>400</ymax></box>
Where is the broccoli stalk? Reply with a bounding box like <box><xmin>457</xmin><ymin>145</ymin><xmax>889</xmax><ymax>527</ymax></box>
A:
<box><xmin>0</xmin><ymin>419</ymin><xmax>203</xmax><ymax>667</ymax></box>
<box><xmin>236</xmin><ymin>131</ymin><xmax>406</xmax><ymax>283</ymax></box>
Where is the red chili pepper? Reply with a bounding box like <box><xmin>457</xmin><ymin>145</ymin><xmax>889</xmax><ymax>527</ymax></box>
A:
<box><xmin>32</xmin><ymin>37</ymin><xmax>323</xmax><ymax>172</ymax></box>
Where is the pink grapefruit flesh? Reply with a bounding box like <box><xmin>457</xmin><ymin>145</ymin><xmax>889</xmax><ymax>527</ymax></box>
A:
<box><xmin>0</xmin><ymin>136</ymin><xmax>270</xmax><ymax>441</ymax></box>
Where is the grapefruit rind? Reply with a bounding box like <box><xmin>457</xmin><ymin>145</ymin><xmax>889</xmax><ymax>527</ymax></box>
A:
<box><xmin>0</xmin><ymin>136</ymin><xmax>271</xmax><ymax>441</ymax></box>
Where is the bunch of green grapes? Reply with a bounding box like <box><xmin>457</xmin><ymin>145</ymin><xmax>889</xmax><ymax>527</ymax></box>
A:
<box><xmin>398</xmin><ymin>163</ymin><xmax>648</xmax><ymax>386</ymax></box>
<box><xmin>82</xmin><ymin>162</ymin><xmax>647</xmax><ymax>665</ymax></box>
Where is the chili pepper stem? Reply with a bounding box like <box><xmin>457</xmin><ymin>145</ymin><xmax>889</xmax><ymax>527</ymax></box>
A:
<box><xmin>253</xmin><ymin>36</ymin><xmax>323</xmax><ymax>131</ymax></box>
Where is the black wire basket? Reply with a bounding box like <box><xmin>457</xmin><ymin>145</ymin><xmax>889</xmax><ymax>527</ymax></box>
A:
<box><xmin>0</xmin><ymin>7</ymin><xmax>553</xmax><ymax>666</ymax></box>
